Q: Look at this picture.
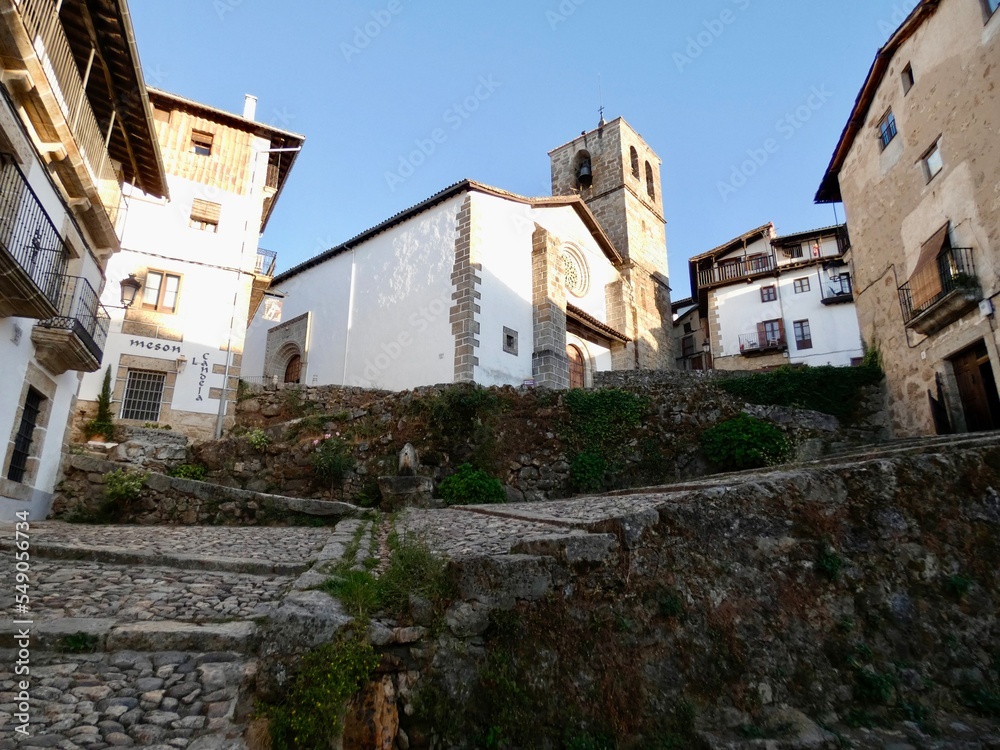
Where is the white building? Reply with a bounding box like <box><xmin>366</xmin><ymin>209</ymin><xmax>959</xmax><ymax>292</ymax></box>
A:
<box><xmin>75</xmin><ymin>90</ymin><xmax>304</xmax><ymax>441</ymax></box>
<box><xmin>0</xmin><ymin>0</ymin><xmax>166</xmax><ymax>520</ymax></box>
<box><xmin>688</xmin><ymin>223</ymin><xmax>864</xmax><ymax>370</ymax></box>
<box><xmin>245</xmin><ymin>118</ymin><xmax>673</xmax><ymax>391</ymax></box>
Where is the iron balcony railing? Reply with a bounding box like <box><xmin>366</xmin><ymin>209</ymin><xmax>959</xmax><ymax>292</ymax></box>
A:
<box><xmin>15</xmin><ymin>0</ymin><xmax>123</xmax><ymax>224</ymax></box>
<box><xmin>255</xmin><ymin>248</ymin><xmax>277</xmax><ymax>276</ymax></box>
<box><xmin>898</xmin><ymin>247</ymin><xmax>977</xmax><ymax>324</ymax></box>
<box><xmin>821</xmin><ymin>275</ymin><xmax>854</xmax><ymax>304</ymax></box>
<box><xmin>0</xmin><ymin>159</ymin><xmax>69</xmax><ymax>306</ymax></box>
<box><xmin>698</xmin><ymin>254</ymin><xmax>776</xmax><ymax>288</ymax></box>
<box><xmin>739</xmin><ymin>326</ymin><xmax>787</xmax><ymax>355</ymax></box>
<box><xmin>37</xmin><ymin>275</ymin><xmax>110</xmax><ymax>362</ymax></box>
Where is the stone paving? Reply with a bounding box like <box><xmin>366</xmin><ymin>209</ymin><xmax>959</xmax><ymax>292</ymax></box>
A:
<box><xmin>0</xmin><ymin>649</ymin><xmax>250</xmax><ymax>749</ymax></box>
<box><xmin>11</xmin><ymin>560</ymin><xmax>289</xmax><ymax>623</ymax></box>
<box><xmin>1</xmin><ymin>523</ymin><xmax>330</xmax><ymax>566</ymax></box>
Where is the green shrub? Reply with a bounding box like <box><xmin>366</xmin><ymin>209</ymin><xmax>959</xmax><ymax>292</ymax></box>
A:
<box><xmin>58</xmin><ymin>632</ymin><xmax>99</xmax><ymax>653</ymax></box>
<box><xmin>563</xmin><ymin>388</ymin><xmax>647</xmax><ymax>455</ymax></box>
<box><xmin>944</xmin><ymin>573</ymin><xmax>973</xmax><ymax>599</ymax></box>
<box><xmin>438</xmin><ymin>464</ymin><xmax>505</xmax><ymax>506</ymax></box>
<box><xmin>246</xmin><ymin>428</ymin><xmax>270</xmax><ymax>451</ymax></box>
<box><xmin>700</xmin><ymin>414</ymin><xmax>791</xmax><ymax>470</ymax></box>
<box><xmin>817</xmin><ymin>548</ymin><xmax>845</xmax><ymax>581</ymax></box>
<box><xmin>268</xmin><ymin>637</ymin><xmax>378</xmax><ymax>750</ymax></box>
<box><xmin>311</xmin><ymin>435</ymin><xmax>354</xmax><ymax>488</ymax></box>
<box><xmin>715</xmin><ymin>364</ymin><xmax>884</xmax><ymax>421</ymax></box>
<box><xmin>168</xmin><ymin>464</ymin><xmax>207</xmax><ymax>481</ymax></box>
<box><xmin>84</xmin><ymin>367</ymin><xmax>115</xmax><ymax>441</ymax></box>
<box><xmin>103</xmin><ymin>469</ymin><xmax>147</xmax><ymax>506</ymax></box>
<box><xmin>569</xmin><ymin>451</ymin><xmax>607</xmax><ymax>493</ymax></box>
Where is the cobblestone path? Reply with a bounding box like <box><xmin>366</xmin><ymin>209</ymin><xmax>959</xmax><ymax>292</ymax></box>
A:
<box><xmin>0</xmin><ymin>522</ymin><xmax>338</xmax><ymax>749</ymax></box>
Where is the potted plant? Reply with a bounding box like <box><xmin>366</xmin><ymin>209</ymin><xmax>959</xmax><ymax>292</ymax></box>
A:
<box><xmin>84</xmin><ymin>367</ymin><xmax>115</xmax><ymax>442</ymax></box>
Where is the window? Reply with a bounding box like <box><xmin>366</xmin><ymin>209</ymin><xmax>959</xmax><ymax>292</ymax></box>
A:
<box><xmin>120</xmin><ymin>370</ymin><xmax>166</xmax><ymax>422</ymax></box>
<box><xmin>794</xmin><ymin>320</ymin><xmax>813</xmax><ymax>350</ymax></box>
<box><xmin>645</xmin><ymin>162</ymin><xmax>655</xmax><ymax>199</ymax></box>
<box><xmin>786</xmin><ymin>244</ymin><xmax>804</xmax><ymax>259</ymax></box>
<box><xmin>901</xmin><ymin>63</ymin><xmax>915</xmax><ymax>94</ymax></box>
<box><xmin>762</xmin><ymin>319</ymin><xmax>782</xmax><ymax>344</ymax></box>
<box><xmin>922</xmin><ymin>141</ymin><xmax>943</xmax><ymax>182</ymax></box>
<box><xmin>503</xmin><ymin>326</ymin><xmax>518</xmax><ymax>356</ymax></box>
<box><xmin>878</xmin><ymin>111</ymin><xmax>898</xmax><ymax>150</ymax></box>
<box><xmin>683</xmin><ymin>322</ymin><xmax>693</xmax><ymax>334</ymax></box>
<box><xmin>190</xmin><ymin>130</ymin><xmax>214</xmax><ymax>156</ymax></box>
<box><xmin>7</xmin><ymin>388</ymin><xmax>43</xmax><ymax>483</ymax></box>
<box><xmin>630</xmin><ymin>147</ymin><xmax>640</xmax><ymax>179</ymax></box>
<box><xmin>747</xmin><ymin>254</ymin><xmax>770</xmax><ymax>272</ymax></box>
<box><xmin>142</xmin><ymin>271</ymin><xmax>181</xmax><ymax>313</ymax></box>
<box><xmin>190</xmin><ymin>199</ymin><xmax>221</xmax><ymax>232</ymax></box>
<box><xmin>793</xmin><ymin>277</ymin><xmax>811</xmax><ymax>294</ymax></box>
<box><xmin>761</xmin><ymin>285</ymin><xmax>777</xmax><ymax>302</ymax></box>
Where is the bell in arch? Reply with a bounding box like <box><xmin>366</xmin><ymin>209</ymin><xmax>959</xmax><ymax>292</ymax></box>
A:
<box><xmin>577</xmin><ymin>159</ymin><xmax>593</xmax><ymax>189</ymax></box>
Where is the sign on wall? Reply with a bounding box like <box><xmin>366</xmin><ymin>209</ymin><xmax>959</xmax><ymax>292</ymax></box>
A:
<box><xmin>262</xmin><ymin>297</ymin><xmax>283</xmax><ymax>322</ymax></box>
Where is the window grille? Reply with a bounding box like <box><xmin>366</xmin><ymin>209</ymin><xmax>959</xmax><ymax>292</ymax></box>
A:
<box><xmin>120</xmin><ymin>370</ymin><xmax>166</xmax><ymax>422</ymax></box>
<box><xmin>7</xmin><ymin>388</ymin><xmax>43</xmax><ymax>483</ymax></box>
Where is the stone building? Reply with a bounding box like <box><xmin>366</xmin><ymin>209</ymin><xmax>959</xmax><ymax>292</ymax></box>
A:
<box><xmin>688</xmin><ymin>223</ymin><xmax>864</xmax><ymax>371</ymax></box>
<box><xmin>244</xmin><ymin>118</ymin><xmax>672</xmax><ymax>390</ymax></box>
<box><xmin>74</xmin><ymin>90</ymin><xmax>304</xmax><ymax>441</ymax></box>
<box><xmin>0</xmin><ymin>0</ymin><xmax>166</xmax><ymax>519</ymax></box>
<box><xmin>816</xmin><ymin>0</ymin><xmax>1000</xmax><ymax>435</ymax></box>
<box><xmin>671</xmin><ymin>297</ymin><xmax>712</xmax><ymax>371</ymax></box>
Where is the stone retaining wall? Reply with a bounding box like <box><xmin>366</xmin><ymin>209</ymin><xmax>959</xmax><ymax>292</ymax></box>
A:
<box><xmin>208</xmin><ymin>374</ymin><xmax>888</xmax><ymax>507</ymax></box>
<box><xmin>51</xmin><ymin>454</ymin><xmax>362</xmax><ymax>526</ymax></box>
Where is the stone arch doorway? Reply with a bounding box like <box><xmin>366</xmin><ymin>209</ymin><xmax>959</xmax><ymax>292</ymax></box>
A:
<box><xmin>270</xmin><ymin>343</ymin><xmax>302</xmax><ymax>385</ymax></box>
<box><xmin>567</xmin><ymin>344</ymin><xmax>586</xmax><ymax>389</ymax></box>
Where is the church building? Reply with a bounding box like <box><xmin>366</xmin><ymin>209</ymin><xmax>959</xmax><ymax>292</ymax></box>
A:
<box><xmin>243</xmin><ymin>118</ymin><xmax>672</xmax><ymax>390</ymax></box>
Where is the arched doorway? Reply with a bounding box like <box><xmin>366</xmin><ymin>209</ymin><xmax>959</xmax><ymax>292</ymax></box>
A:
<box><xmin>567</xmin><ymin>344</ymin><xmax>585</xmax><ymax>389</ymax></box>
<box><xmin>283</xmin><ymin>354</ymin><xmax>302</xmax><ymax>384</ymax></box>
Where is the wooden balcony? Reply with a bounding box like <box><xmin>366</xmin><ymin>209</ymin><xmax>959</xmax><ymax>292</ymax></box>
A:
<box><xmin>698</xmin><ymin>254</ymin><xmax>776</xmax><ymax>289</ymax></box>
<box><xmin>31</xmin><ymin>275</ymin><xmax>109</xmax><ymax>374</ymax></box>
<box><xmin>1</xmin><ymin>0</ymin><xmax>124</xmax><ymax>248</ymax></box>
<box><xmin>0</xmin><ymin>158</ymin><xmax>67</xmax><ymax>319</ymax></box>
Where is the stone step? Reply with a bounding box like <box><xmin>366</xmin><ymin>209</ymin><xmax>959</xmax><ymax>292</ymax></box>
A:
<box><xmin>0</xmin><ymin>618</ymin><xmax>258</xmax><ymax>654</ymax></box>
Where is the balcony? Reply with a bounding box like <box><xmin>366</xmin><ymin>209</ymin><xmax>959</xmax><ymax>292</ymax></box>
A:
<box><xmin>739</xmin><ymin>324</ymin><xmax>787</xmax><ymax>357</ymax></box>
<box><xmin>255</xmin><ymin>247</ymin><xmax>277</xmax><ymax>277</ymax></box>
<box><xmin>898</xmin><ymin>247</ymin><xmax>981</xmax><ymax>335</ymax></box>
<box><xmin>821</xmin><ymin>276</ymin><xmax>854</xmax><ymax>305</ymax></box>
<box><xmin>4</xmin><ymin>0</ymin><xmax>124</xmax><ymax>235</ymax></box>
<box><xmin>0</xmin><ymin>159</ymin><xmax>68</xmax><ymax>319</ymax></box>
<box><xmin>31</xmin><ymin>275</ymin><xmax>109</xmax><ymax>374</ymax></box>
<box><xmin>698</xmin><ymin>254</ymin><xmax>776</xmax><ymax>289</ymax></box>
<box><xmin>248</xmin><ymin>248</ymin><xmax>278</xmax><ymax>325</ymax></box>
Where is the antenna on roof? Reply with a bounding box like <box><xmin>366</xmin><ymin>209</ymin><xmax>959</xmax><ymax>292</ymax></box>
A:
<box><xmin>598</xmin><ymin>75</ymin><xmax>606</xmax><ymax>127</ymax></box>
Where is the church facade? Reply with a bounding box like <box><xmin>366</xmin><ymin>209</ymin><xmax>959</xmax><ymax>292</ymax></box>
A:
<box><xmin>243</xmin><ymin>118</ymin><xmax>673</xmax><ymax>390</ymax></box>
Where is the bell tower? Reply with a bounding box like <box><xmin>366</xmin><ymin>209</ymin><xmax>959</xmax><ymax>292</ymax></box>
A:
<box><xmin>549</xmin><ymin>118</ymin><xmax>672</xmax><ymax>369</ymax></box>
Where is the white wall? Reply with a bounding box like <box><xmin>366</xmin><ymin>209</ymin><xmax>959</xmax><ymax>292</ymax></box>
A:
<box><xmin>246</xmin><ymin>195</ymin><xmax>463</xmax><ymax>390</ymax></box>
<box><xmin>0</xmin><ymin>95</ymin><xmax>107</xmax><ymax>519</ymax></box>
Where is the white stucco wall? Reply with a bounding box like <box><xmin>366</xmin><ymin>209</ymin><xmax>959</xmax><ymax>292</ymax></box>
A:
<box><xmin>246</xmin><ymin>195</ymin><xmax>463</xmax><ymax>390</ymax></box>
<box><xmin>0</xmin><ymin>95</ymin><xmax>108</xmax><ymax>519</ymax></box>
<box><xmin>78</xmin><ymin>133</ymin><xmax>271</xmax><ymax>425</ymax></box>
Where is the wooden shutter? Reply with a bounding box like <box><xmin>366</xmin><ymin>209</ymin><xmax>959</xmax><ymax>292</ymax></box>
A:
<box><xmin>191</xmin><ymin>199</ymin><xmax>221</xmax><ymax>224</ymax></box>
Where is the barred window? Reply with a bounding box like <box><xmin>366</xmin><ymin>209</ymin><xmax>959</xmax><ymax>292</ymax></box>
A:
<box><xmin>120</xmin><ymin>370</ymin><xmax>166</xmax><ymax>422</ymax></box>
<box><xmin>7</xmin><ymin>388</ymin><xmax>43</xmax><ymax>483</ymax></box>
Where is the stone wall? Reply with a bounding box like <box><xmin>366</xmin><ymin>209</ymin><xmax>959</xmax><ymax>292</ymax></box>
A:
<box><xmin>376</xmin><ymin>435</ymin><xmax>1000</xmax><ymax>747</ymax></box>
<box><xmin>51</xmin><ymin>454</ymin><xmax>362</xmax><ymax>526</ymax></box>
<box><xmin>198</xmin><ymin>374</ymin><xmax>888</xmax><ymax>507</ymax></box>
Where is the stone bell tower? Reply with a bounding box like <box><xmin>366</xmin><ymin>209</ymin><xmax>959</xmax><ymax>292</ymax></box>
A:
<box><xmin>549</xmin><ymin>117</ymin><xmax>672</xmax><ymax>370</ymax></box>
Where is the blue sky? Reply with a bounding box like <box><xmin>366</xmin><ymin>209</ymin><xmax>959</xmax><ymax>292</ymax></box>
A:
<box><xmin>129</xmin><ymin>0</ymin><xmax>916</xmax><ymax>300</ymax></box>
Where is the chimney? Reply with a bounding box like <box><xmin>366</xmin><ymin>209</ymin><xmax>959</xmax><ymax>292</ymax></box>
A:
<box><xmin>243</xmin><ymin>94</ymin><xmax>258</xmax><ymax>121</ymax></box>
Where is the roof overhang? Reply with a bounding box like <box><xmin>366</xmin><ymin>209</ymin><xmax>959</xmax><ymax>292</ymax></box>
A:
<box><xmin>815</xmin><ymin>0</ymin><xmax>941</xmax><ymax>203</ymax></box>
<box><xmin>60</xmin><ymin>0</ymin><xmax>168</xmax><ymax>198</ymax></box>
<box><xmin>567</xmin><ymin>303</ymin><xmax>630</xmax><ymax>343</ymax></box>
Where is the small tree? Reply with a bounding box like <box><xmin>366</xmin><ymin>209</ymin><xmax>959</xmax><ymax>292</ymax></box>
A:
<box><xmin>85</xmin><ymin>367</ymin><xmax>115</xmax><ymax>441</ymax></box>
